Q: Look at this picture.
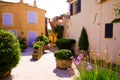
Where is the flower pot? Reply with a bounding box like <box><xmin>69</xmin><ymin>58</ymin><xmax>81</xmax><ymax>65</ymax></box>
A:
<box><xmin>56</xmin><ymin>58</ymin><xmax>72</xmax><ymax>70</ymax></box>
<box><xmin>33</xmin><ymin>49</ymin><xmax>39</xmax><ymax>53</ymax></box>
<box><xmin>32</xmin><ymin>53</ymin><xmax>41</xmax><ymax>60</ymax></box>
<box><xmin>0</xmin><ymin>70</ymin><xmax>11</xmax><ymax>79</ymax></box>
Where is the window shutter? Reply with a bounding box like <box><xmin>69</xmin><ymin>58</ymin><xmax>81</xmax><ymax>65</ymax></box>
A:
<box><xmin>70</xmin><ymin>3</ymin><xmax>73</xmax><ymax>15</ymax></box>
<box><xmin>3</xmin><ymin>13</ymin><xmax>13</xmax><ymax>26</ymax></box>
<box><xmin>105</xmin><ymin>23</ymin><xmax>113</xmax><ymax>38</ymax></box>
<box><xmin>28</xmin><ymin>12</ymin><xmax>37</xmax><ymax>24</ymax></box>
<box><xmin>77</xmin><ymin>0</ymin><xmax>81</xmax><ymax>13</ymax></box>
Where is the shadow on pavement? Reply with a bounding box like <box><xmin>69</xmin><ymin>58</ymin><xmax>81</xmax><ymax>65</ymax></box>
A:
<box><xmin>30</xmin><ymin>58</ymin><xmax>37</xmax><ymax>62</ymax></box>
<box><xmin>53</xmin><ymin>68</ymin><xmax>72</xmax><ymax>78</ymax></box>
<box><xmin>22</xmin><ymin>47</ymin><xmax>33</xmax><ymax>56</ymax></box>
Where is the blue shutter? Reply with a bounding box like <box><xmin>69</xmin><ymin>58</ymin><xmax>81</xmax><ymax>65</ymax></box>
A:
<box><xmin>3</xmin><ymin>13</ymin><xmax>12</xmax><ymax>26</ymax></box>
<box><xmin>28</xmin><ymin>12</ymin><xmax>37</xmax><ymax>24</ymax></box>
<box><xmin>77</xmin><ymin>0</ymin><xmax>81</xmax><ymax>13</ymax></box>
<box><xmin>70</xmin><ymin>3</ymin><xmax>73</xmax><ymax>15</ymax></box>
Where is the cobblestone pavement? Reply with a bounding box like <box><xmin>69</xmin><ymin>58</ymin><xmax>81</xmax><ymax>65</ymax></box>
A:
<box><xmin>1</xmin><ymin>47</ymin><xmax>73</xmax><ymax>80</ymax></box>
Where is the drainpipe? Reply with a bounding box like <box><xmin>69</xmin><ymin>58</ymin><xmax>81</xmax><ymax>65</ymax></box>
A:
<box><xmin>100</xmin><ymin>3</ymin><xmax>102</xmax><ymax>53</ymax></box>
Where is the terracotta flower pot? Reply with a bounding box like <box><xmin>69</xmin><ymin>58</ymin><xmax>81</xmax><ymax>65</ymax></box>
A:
<box><xmin>56</xmin><ymin>58</ymin><xmax>72</xmax><ymax>70</ymax></box>
<box><xmin>0</xmin><ymin>70</ymin><xmax>11</xmax><ymax>79</ymax></box>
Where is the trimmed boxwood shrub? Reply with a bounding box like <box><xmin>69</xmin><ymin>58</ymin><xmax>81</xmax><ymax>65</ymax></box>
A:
<box><xmin>33</xmin><ymin>44</ymin><xmax>40</xmax><ymax>49</ymax></box>
<box><xmin>36</xmin><ymin>36</ymin><xmax>49</xmax><ymax>45</ymax></box>
<box><xmin>33</xmin><ymin>41</ymin><xmax>45</xmax><ymax>49</ymax></box>
<box><xmin>54</xmin><ymin>49</ymin><xmax>72</xmax><ymax>60</ymax></box>
<box><xmin>56</xmin><ymin>39</ymin><xmax>75</xmax><ymax>50</ymax></box>
<box><xmin>0</xmin><ymin>29</ymin><xmax>21</xmax><ymax>73</ymax></box>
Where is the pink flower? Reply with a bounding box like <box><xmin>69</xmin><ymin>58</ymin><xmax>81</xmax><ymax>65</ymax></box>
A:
<box><xmin>108</xmin><ymin>56</ymin><xmax>115</xmax><ymax>63</ymax></box>
<box><xmin>70</xmin><ymin>56</ymin><xmax>74</xmax><ymax>60</ymax></box>
<box><xmin>86</xmin><ymin>63</ymin><xmax>93</xmax><ymax>70</ymax></box>
<box><xmin>70</xmin><ymin>56</ymin><xmax>75</xmax><ymax>62</ymax></box>
<box><xmin>74</xmin><ymin>60</ymin><xmax>80</xmax><ymax>65</ymax></box>
<box><xmin>77</xmin><ymin>54</ymin><xmax>83</xmax><ymax>60</ymax></box>
<box><xmin>96</xmin><ymin>52</ymin><xmax>100</xmax><ymax>56</ymax></box>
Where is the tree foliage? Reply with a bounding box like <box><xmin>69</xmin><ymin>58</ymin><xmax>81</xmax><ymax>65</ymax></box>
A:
<box><xmin>53</xmin><ymin>25</ymin><xmax>64</xmax><ymax>39</ymax></box>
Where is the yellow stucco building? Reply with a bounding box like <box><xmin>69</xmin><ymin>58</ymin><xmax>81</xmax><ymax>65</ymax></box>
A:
<box><xmin>0</xmin><ymin>0</ymin><xmax>46</xmax><ymax>46</ymax></box>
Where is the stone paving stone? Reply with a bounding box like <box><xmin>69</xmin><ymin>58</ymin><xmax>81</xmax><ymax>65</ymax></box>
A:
<box><xmin>2</xmin><ymin>48</ymin><xmax>73</xmax><ymax>80</ymax></box>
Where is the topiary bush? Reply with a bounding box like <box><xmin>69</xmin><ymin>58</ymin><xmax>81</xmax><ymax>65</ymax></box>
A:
<box><xmin>33</xmin><ymin>44</ymin><xmax>40</xmax><ymax>49</ymax></box>
<box><xmin>36</xmin><ymin>36</ymin><xmax>49</xmax><ymax>45</ymax></box>
<box><xmin>0</xmin><ymin>29</ymin><xmax>21</xmax><ymax>74</ymax></box>
<box><xmin>78</xmin><ymin>27</ymin><xmax>89</xmax><ymax>50</ymax></box>
<box><xmin>33</xmin><ymin>41</ymin><xmax>45</xmax><ymax>49</ymax></box>
<box><xmin>54</xmin><ymin>49</ymin><xmax>73</xmax><ymax>60</ymax></box>
<box><xmin>56</xmin><ymin>38</ymin><xmax>75</xmax><ymax>50</ymax></box>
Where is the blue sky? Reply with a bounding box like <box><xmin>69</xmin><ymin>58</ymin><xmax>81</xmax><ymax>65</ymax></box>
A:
<box><xmin>2</xmin><ymin>0</ymin><xmax>69</xmax><ymax>18</ymax></box>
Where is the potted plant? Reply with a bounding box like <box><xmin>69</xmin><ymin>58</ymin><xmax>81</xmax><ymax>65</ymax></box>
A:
<box><xmin>56</xmin><ymin>38</ymin><xmax>76</xmax><ymax>55</ymax></box>
<box><xmin>0</xmin><ymin>29</ymin><xmax>21</xmax><ymax>79</ymax></box>
<box><xmin>33</xmin><ymin>44</ymin><xmax>40</xmax><ymax>53</ymax></box>
<box><xmin>54</xmin><ymin>49</ymin><xmax>73</xmax><ymax>70</ymax></box>
<box><xmin>32</xmin><ymin>41</ymin><xmax>45</xmax><ymax>60</ymax></box>
<box><xmin>36</xmin><ymin>35</ymin><xmax>50</xmax><ymax>50</ymax></box>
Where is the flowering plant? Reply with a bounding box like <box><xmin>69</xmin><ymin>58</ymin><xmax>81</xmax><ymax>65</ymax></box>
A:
<box><xmin>67</xmin><ymin>49</ymin><xmax>120</xmax><ymax>80</ymax></box>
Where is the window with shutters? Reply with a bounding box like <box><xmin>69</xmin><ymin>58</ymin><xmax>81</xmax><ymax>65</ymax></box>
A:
<box><xmin>70</xmin><ymin>3</ymin><xmax>73</xmax><ymax>15</ymax></box>
<box><xmin>70</xmin><ymin>0</ymin><xmax>81</xmax><ymax>15</ymax></box>
<box><xmin>28</xmin><ymin>11</ymin><xmax>37</xmax><ymax>24</ymax></box>
<box><xmin>105</xmin><ymin>23</ymin><xmax>113</xmax><ymax>38</ymax></box>
<box><xmin>3</xmin><ymin>13</ymin><xmax>13</xmax><ymax>26</ymax></box>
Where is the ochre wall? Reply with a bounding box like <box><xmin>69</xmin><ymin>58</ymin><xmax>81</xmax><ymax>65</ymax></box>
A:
<box><xmin>0</xmin><ymin>2</ymin><xmax>46</xmax><ymax>45</ymax></box>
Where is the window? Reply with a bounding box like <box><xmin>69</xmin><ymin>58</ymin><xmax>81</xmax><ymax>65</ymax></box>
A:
<box><xmin>105</xmin><ymin>23</ymin><xmax>113</xmax><ymax>38</ymax></box>
<box><xmin>28</xmin><ymin>11</ymin><xmax>37</xmax><ymax>24</ymax></box>
<box><xmin>70</xmin><ymin>0</ymin><xmax>81</xmax><ymax>15</ymax></box>
<box><xmin>3</xmin><ymin>13</ymin><xmax>13</xmax><ymax>26</ymax></box>
<box><xmin>77</xmin><ymin>0</ymin><xmax>81</xmax><ymax>13</ymax></box>
<box><xmin>70</xmin><ymin>3</ymin><xmax>73</xmax><ymax>15</ymax></box>
<box><xmin>73</xmin><ymin>1</ymin><xmax>77</xmax><ymax>14</ymax></box>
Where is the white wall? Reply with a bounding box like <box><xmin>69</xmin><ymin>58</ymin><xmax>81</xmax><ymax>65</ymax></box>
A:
<box><xmin>69</xmin><ymin>0</ymin><xmax>120</xmax><ymax>56</ymax></box>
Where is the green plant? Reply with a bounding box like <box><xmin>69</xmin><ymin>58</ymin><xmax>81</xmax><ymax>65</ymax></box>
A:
<box><xmin>33</xmin><ymin>44</ymin><xmax>40</xmax><ymax>49</ymax></box>
<box><xmin>72</xmin><ymin>49</ymin><xmax>120</xmax><ymax>80</ymax></box>
<box><xmin>36</xmin><ymin>36</ymin><xmax>49</xmax><ymax>45</ymax></box>
<box><xmin>18</xmin><ymin>37</ymin><xmax>27</xmax><ymax>52</ymax></box>
<box><xmin>53</xmin><ymin>25</ymin><xmax>64</xmax><ymax>39</ymax></box>
<box><xmin>56</xmin><ymin>38</ymin><xmax>75</xmax><ymax>50</ymax></box>
<box><xmin>33</xmin><ymin>41</ymin><xmax>45</xmax><ymax>49</ymax></box>
<box><xmin>54</xmin><ymin>49</ymin><xmax>73</xmax><ymax>60</ymax></box>
<box><xmin>78</xmin><ymin>68</ymin><xmax>120</xmax><ymax>80</ymax></box>
<box><xmin>0</xmin><ymin>29</ymin><xmax>21</xmax><ymax>74</ymax></box>
<box><xmin>111</xmin><ymin>3</ymin><xmax>120</xmax><ymax>23</ymax></box>
<box><xmin>78</xmin><ymin>27</ymin><xmax>89</xmax><ymax>50</ymax></box>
